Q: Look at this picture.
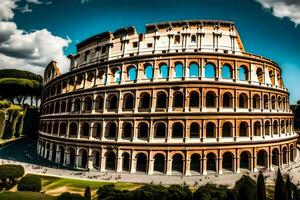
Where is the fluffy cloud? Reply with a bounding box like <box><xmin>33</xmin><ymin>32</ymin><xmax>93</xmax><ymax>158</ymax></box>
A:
<box><xmin>0</xmin><ymin>0</ymin><xmax>18</xmax><ymax>21</ymax></box>
<box><xmin>255</xmin><ymin>0</ymin><xmax>300</xmax><ymax>25</ymax></box>
<box><xmin>0</xmin><ymin>0</ymin><xmax>71</xmax><ymax>75</ymax></box>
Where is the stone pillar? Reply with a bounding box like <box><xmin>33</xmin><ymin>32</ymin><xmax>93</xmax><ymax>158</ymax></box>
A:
<box><xmin>166</xmin><ymin>152</ymin><xmax>172</xmax><ymax>175</ymax></box>
<box><xmin>130</xmin><ymin>155</ymin><xmax>136</xmax><ymax>173</ymax></box>
<box><xmin>268</xmin><ymin>154</ymin><xmax>272</xmax><ymax>171</ymax></box>
<box><xmin>117</xmin><ymin>150</ymin><xmax>122</xmax><ymax>173</ymax></box>
<box><xmin>148</xmin><ymin>158</ymin><xmax>154</xmax><ymax>175</ymax></box>
<box><xmin>218</xmin><ymin>157</ymin><xmax>222</xmax><ymax>175</ymax></box>
<box><xmin>100</xmin><ymin>150</ymin><xmax>106</xmax><ymax>172</ymax></box>
<box><xmin>250</xmin><ymin>156</ymin><xmax>255</xmax><ymax>172</ymax></box>
<box><xmin>185</xmin><ymin>157</ymin><xmax>191</xmax><ymax>176</ymax></box>
<box><xmin>202</xmin><ymin>155</ymin><xmax>207</xmax><ymax>175</ymax></box>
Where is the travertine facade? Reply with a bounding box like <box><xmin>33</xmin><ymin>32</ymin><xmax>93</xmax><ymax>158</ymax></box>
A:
<box><xmin>38</xmin><ymin>20</ymin><xmax>297</xmax><ymax>176</ymax></box>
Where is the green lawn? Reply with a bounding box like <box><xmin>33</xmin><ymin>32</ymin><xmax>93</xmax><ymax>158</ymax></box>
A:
<box><xmin>36</xmin><ymin>174</ymin><xmax>143</xmax><ymax>197</ymax></box>
<box><xmin>0</xmin><ymin>191</ymin><xmax>55</xmax><ymax>200</ymax></box>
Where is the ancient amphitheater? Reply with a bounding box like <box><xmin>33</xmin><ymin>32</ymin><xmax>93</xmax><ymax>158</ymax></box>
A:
<box><xmin>37</xmin><ymin>20</ymin><xmax>297</xmax><ymax>176</ymax></box>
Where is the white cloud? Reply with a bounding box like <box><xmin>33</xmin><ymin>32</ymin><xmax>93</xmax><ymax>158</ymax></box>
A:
<box><xmin>255</xmin><ymin>0</ymin><xmax>300</xmax><ymax>26</ymax></box>
<box><xmin>0</xmin><ymin>0</ymin><xmax>71</xmax><ymax>75</ymax></box>
<box><xmin>0</xmin><ymin>0</ymin><xmax>18</xmax><ymax>21</ymax></box>
<box><xmin>18</xmin><ymin>4</ymin><xmax>33</xmax><ymax>13</ymax></box>
<box><xmin>81</xmin><ymin>0</ymin><xmax>90</xmax><ymax>4</ymax></box>
<box><xmin>26</xmin><ymin>0</ymin><xmax>43</xmax><ymax>4</ymax></box>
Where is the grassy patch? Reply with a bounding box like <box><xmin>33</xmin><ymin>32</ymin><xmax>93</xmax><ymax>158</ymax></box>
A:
<box><xmin>0</xmin><ymin>191</ymin><xmax>55</xmax><ymax>200</ymax></box>
<box><xmin>34</xmin><ymin>174</ymin><xmax>143</xmax><ymax>197</ymax></box>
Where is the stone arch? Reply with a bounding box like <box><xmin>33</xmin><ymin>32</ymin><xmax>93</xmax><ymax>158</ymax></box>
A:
<box><xmin>172</xmin><ymin>122</ymin><xmax>184</xmax><ymax>138</ymax></box>
<box><xmin>107</xmin><ymin>94</ymin><xmax>118</xmax><ymax>110</ymax></box>
<box><xmin>222</xmin><ymin>122</ymin><xmax>232</xmax><ymax>137</ymax></box>
<box><xmin>239</xmin><ymin>65</ymin><xmax>248</xmax><ymax>81</ymax></box>
<box><xmin>123</xmin><ymin>93</ymin><xmax>134</xmax><ymax>110</ymax></box>
<box><xmin>189</xmin><ymin>62</ymin><xmax>199</xmax><ymax>77</ymax></box>
<box><xmin>69</xmin><ymin>122</ymin><xmax>78</xmax><ymax>137</ymax></box>
<box><xmin>282</xmin><ymin>146</ymin><xmax>288</xmax><ymax>164</ymax></box>
<box><xmin>105</xmin><ymin>151</ymin><xmax>116</xmax><ymax>171</ymax></box>
<box><xmin>106</xmin><ymin>122</ymin><xmax>117</xmax><ymax>138</ymax></box>
<box><xmin>221</xmin><ymin>64</ymin><xmax>232</xmax><ymax>79</ymax></box>
<box><xmin>138</xmin><ymin>122</ymin><xmax>149</xmax><ymax>139</ymax></box>
<box><xmin>78</xmin><ymin>149</ymin><xmax>88</xmax><ymax>169</ymax></box>
<box><xmin>83</xmin><ymin>97</ymin><xmax>93</xmax><ymax>112</ymax></box>
<box><xmin>122</xmin><ymin>152</ymin><xmax>130</xmax><ymax>172</ymax></box>
<box><xmin>271</xmin><ymin>96</ymin><xmax>276</xmax><ymax>109</ymax></box>
<box><xmin>240</xmin><ymin>151</ymin><xmax>251</xmax><ymax>170</ymax></box>
<box><xmin>239</xmin><ymin>122</ymin><xmax>248</xmax><ymax>137</ymax></box>
<box><xmin>256</xmin><ymin>68</ymin><xmax>263</xmax><ymax>84</ymax></box>
<box><xmin>281</xmin><ymin>120</ymin><xmax>285</xmax><ymax>134</ymax></box>
<box><xmin>257</xmin><ymin>149</ymin><xmax>268</xmax><ymax>168</ymax></box>
<box><xmin>189</xmin><ymin>91</ymin><xmax>200</xmax><ymax>107</ymax></box>
<box><xmin>223</xmin><ymin>92</ymin><xmax>233</xmax><ymax>108</ymax></box>
<box><xmin>91</xmin><ymin>150</ymin><xmax>100</xmax><ymax>169</ymax></box>
<box><xmin>59</xmin><ymin>122</ymin><xmax>67</xmax><ymax>136</ymax></box>
<box><xmin>53</xmin><ymin>122</ymin><xmax>59</xmax><ymax>135</ymax></box>
<box><xmin>95</xmin><ymin>95</ymin><xmax>104</xmax><ymax>110</ymax></box>
<box><xmin>190</xmin><ymin>122</ymin><xmax>200</xmax><ymax>138</ymax></box>
<box><xmin>172</xmin><ymin>153</ymin><xmax>184</xmax><ymax>174</ymax></box>
<box><xmin>80</xmin><ymin>122</ymin><xmax>90</xmax><ymax>137</ymax></box>
<box><xmin>67</xmin><ymin>147</ymin><xmax>76</xmax><ymax>167</ymax></box>
<box><xmin>159</xmin><ymin>63</ymin><xmax>169</xmax><ymax>78</ymax></box>
<box><xmin>272</xmin><ymin>148</ymin><xmax>280</xmax><ymax>166</ymax></box>
<box><xmin>254</xmin><ymin>121</ymin><xmax>261</xmax><ymax>136</ymax></box>
<box><xmin>239</xmin><ymin>93</ymin><xmax>248</xmax><ymax>108</ymax></box>
<box><xmin>205</xmin><ymin>63</ymin><xmax>216</xmax><ymax>78</ymax></box>
<box><xmin>222</xmin><ymin>152</ymin><xmax>234</xmax><ymax>171</ymax></box>
<box><xmin>139</xmin><ymin>92</ymin><xmax>151</xmax><ymax>109</ymax></box>
<box><xmin>144</xmin><ymin>63</ymin><xmax>153</xmax><ymax>79</ymax></box>
<box><xmin>73</xmin><ymin>98</ymin><xmax>81</xmax><ymax>112</ymax></box>
<box><xmin>59</xmin><ymin>146</ymin><xmax>65</xmax><ymax>165</ymax></box>
<box><xmin>206</xmin><ymin>91</ymin><xmax>216</xmax><ymax>107</ymax></box>
<box><xmin>92</xmin><ymin>122</ymin><xmax>102</xmax><ymax>138</ymax></box>
<box><xmin>136</xmin><ymin>152</ymin><xmax>147</xmax><ymax>173</ymax></box>
<box><xmin>127</xmin><ymin>65</ymin><xmax>137</xmax><ymax>81</ymax></box>
<box><xmin>154</xmin><ymin>122</ymin><xmax>166</xmax><ymax>138</ymax></box>
<box><xmin>156</xmin><ymin>91</ymin><xmax>167</xmax><ymax>108</ymax></box>
<box><xmin>122</xmin><ymin>122</ymin><xmax>133</xmax><ymax>138</ymax></box>
<box><xmin>273</xmin><ymin>120</ymin><xmax>279</xmax><ymax>134</ymax></box>
<box><xmin>173</xmin><ymin>91</ymin><xmax>184</xmax><ymax>108</ymax></box>
<box><xmin>264</xmin><ymin>94</ymin><xmax>269</xmax><ymax>109</ymax></box>
<box><xmin>206</xmin><ymin>122</ymin><xmax>216</xmax><ymax>138</ymax></box>
<box><xmin>153</xmin><ymin>153</ymin><xmax>165</xmax><ymax>174</ymax></box>
<box><xmin>265</xmin><ymin>121</ymin><xmax>271</xmax><ymax>136</ymax></box>
<box><xmin>190</xmin><ymin>153</ymin><xmax>201</xmax><ymax>173</ymax></box>
<box><xmin>206</xmin><ymin>152</ymin><xmax>217</xmax><ymax>172</ymax></box>
<box><xmin>174</xmin><ymin>62</ymin><xmax>184</xmax><ymax>78</ymax></box>
<box><xmin>253</xmin><ymin>94</ymin><xmax>260</xmax><ymax>109</ymax></box>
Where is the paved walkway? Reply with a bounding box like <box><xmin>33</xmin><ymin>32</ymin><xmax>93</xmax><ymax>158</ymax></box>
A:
<box><xmin>1</xmin><ymin>138</ymin><xmax>300</xmax><ymax>188</ymax></box>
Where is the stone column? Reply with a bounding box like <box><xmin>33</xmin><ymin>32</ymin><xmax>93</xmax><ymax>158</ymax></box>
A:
<box><xmin>100</xmin><ymin>150</ymin><xmax>106</xmax><ymax>172</ymax></box>
<box><xmin>166</xmin><ymin>152</ymin><xmax>172</xmax><ymax>175</ymax></box>
<box><xmin>148</xmin><ymin>157</ymin><xmax>154</xmax><ymax>175</ymax></box>
<box><xmin>202</xmin><ymin>155</ymin><xmax>207</xmax><ymax>175</ymax></box>
<box><xmin>130</xmin><ymin>155</ymin><xmax>136</xmax><ymax>173</ymax></box>
<box><xmin>185</xmin><ymin>157</ymin><xmax>191</xmax><ymax>176</ymax></box>
<box><xmin>218</xmin><ymin>157</ymin><xmax>223</xmax><ymax>175</ymax></box>
<box><xmin>117</xmin><ymin>150</ymin><xmax>122</xmax><ymax>173</ymax></box>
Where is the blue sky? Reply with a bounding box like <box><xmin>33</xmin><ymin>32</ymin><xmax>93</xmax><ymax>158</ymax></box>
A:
<box><xmin>1</xmin><ymin>0</ymin><xmax>300</xmax><ymax>103</ymax></box>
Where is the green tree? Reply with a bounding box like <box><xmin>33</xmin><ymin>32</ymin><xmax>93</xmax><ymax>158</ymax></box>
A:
<box><xmin>17</xmin><ymin>174</ymin><xmax>41</xmax><ymax>192</ymax></box>
<box><xmin>257</xmin><ymin>171</ymin><xmax>266</xmax><ymax>200</ymax></box>
<box><xmin>286</xmin><ymin>174</ymin><xmax>294</xmax><ymax>200</ymax></box>
<box><xmin>57</xmin><ymin>192</ymin><xmax>85</xmax><ymax>200</ymax></box>
<box><xmin>274</xmin><ymin>169</ymin><xmax>288</xmax><ymax>200</ymax></box>
<box><xmin>193</xmin><ymin>184</ymin><xmax>230</xmax><ymax>200</ymax></box>
<box><xmin>84</xmin><ymin>186</ymin><xmax>91</xmax><ymax>200</ymax></box>
<box><xmin>234</xmin><ymin>175</ymin><xmax>257</xmax><ymax>200</ymax></box>
<box><xmin>166</xmin><ymin>185</ymin><xmax>192</xmax><ymax>200</ymax></box>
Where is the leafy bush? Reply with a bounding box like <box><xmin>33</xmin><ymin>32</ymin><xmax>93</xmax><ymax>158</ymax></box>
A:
<box><xmin>0</xmin><ymin>111</ymin><xmax>5</xmax><ymax>138</ymax></box>
<box><xmin>234</xmin><ymin>175</ymin><xmax>257</xmax><ymax>200</ymax></box>
<box><xmin>57</xmin><ymin>192</ymin><xmax>86</xmax><ymax>200</ymax></box>
<box><xmin>0</xmin><ymin>164</ymin><xmax>25</xmax><ymax>180</ymax></box>
<box><xmin>84</xmin><ymin>186</ymin><xmax>91</xmax><ymax>200</ymax></box>
<box><xmin>0</xmin><ymin>100</ymin><xmax>11</xmax><ymax>109</ymax></box>
<box><xmin>17</xmin><ymin>174</ymin><xmax>41</xmax><ymax>192</ymax></box>
<box><xmin>193</xmin><ymin>184</ymin><xmax>231</xmax><ymax>200</ymax></box>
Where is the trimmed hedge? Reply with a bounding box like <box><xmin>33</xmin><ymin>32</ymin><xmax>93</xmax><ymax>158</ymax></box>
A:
<box><xmin>57</xmin><ymin>192</ymin><xmax>85</xmax><ymax>200</ymax></box>
<box><xmin>0</xmin><ymin>164</ymin><xmax>24</xmax><ymax>180</ymax></box>
<box><xmin>17</xmin><ymin>174</ymin><xmax>41</xmax><ymax>192</ymax></box>
<box><xmin>0</xmin><ymin>69</ymin><xmax>43</xmax><ymax>82</ymax></box>
<box><xmin>0</xmin><ymin>110</ymin><xmax>5</xmax><ymax>138</ymax></box>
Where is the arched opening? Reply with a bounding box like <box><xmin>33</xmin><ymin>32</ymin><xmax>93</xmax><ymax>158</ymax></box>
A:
<box><xmin>281</xmin><ymin>121</ymin><xmax>285</xmax><ymax>134</ymax></box>
<box><xmin>290</xmin><ymin>145</ymin><xmax>294</xmax><ymax>162</ymax></box>
<box><xmin>191</xmin><ymin>35</ymin><xmax>196</xmax><ymax>43</ymax></box>
<box><xmin>67</xmin><ymin>100</ymin><xmax>72</xmax><ymax>112</ymax></box>
<box><xmin>159</xmin><ymin>63</ymin><xmax>169</xmax><ymax>78</ymax></box>
<box><xmin>68</xmin><ymin>148</ymin><xmax>75</xmax><ymax>167</ymax></box>
<box><xmin>55</xmin><ymin>102</ymin><xmax>60</xmax><ymax>113</ymax></box>
<box><xmin>221</xmin><ymin>64</ymin><xmax>232</xmax><ymax>79</ymax></box>
<box><xmin>53</xmin><ymin>122</ymin><xmax>59</xmax><ymax>135</ymax></box>
<box><xmin>59</xmin><ymin>123</ymin><xmax>67</xmax><ymax>136</ymax></box>
<box><xmin>175</xmin><ymin>62</ymin><xmax>184</xmax><ymax>78</ymax></box>
<box><xmin>190</xmin><ymin>154</ymin><xmax>201</xmax><ymax>173</ymax></box>
<box><xmin>206</xmin><ymin>122</ymin><xmax>215</xmax><ymax>138</ymax></box>
<box><xmin>240</xmin><ymin>151</ymin><xmax>251</xmax><ymax>170</ymax></box>
<box><xmin>265</xmin><ymin>121</ymin><xmax>270</xmax><ymax>136</ymax></box>
<box><xmin>154</xmin><ymin>154</ymin><xmax>165</xmax><ymax>174</ymax></box>
<box><xmin>189</xmin><ymin>91</ymin><xmax>199</xmax><ymax>107</ymax></box>
<box><xmin>273</xmin><ymin>120</ymin><xmax>279</xmax><ymax>134</ymax></box>
<box><xmin>139</xmin><ymin>93</ymin><xmax>151</xmax><ymax>109</ymax></box>
<box><xmin>86</xmin><ymin>72</ymin><xmax>94</xmax><ymax>88</ymax></box>
<box><xmin>206</xmin><ymin>91</ymin><xmax>216</xmax><ymax>107</ymax></box>
<box><xmin>271</xmin><ymin>96</ymin><xmax>276</xmax><ymax>109</ymax></box>
<box><xmin>222</xmin><ymin>122</ymin><xmax>232</xmax><ymax>137</ymax></box>
<box><xmin>283</xmin><ymin>147</ymin><xmax>288</xmax><ymax>164</ymax></box>
<box><xmin>173</xmin><ymin>91</ymin><xmax>184</xmax><ymax>108</ymax></box>
<box><xmin>47</xmin><ymin>123</ymin><xmax>52</xmax><ymax>134</ymax></box>
<box><xmin>257</xmin><ymin>150</ymin><xmax>267</xmax><ymax>168</ymax></box>
<box><xmin>172</xmin><ymin>122</ymin><xmax>183</xmax><ymax>138</ymax></box>
<box><xmin>122</xmin><ymin>122</ymin><xmax>132</xmax><ymax>138</ymax></box>
<box><xmin>264</xmin><ymin>94</ymin><xmax>269</xmax><ymax>109</ymax></box>
<box><xmin>239</xmin><ymin>65</ymin><xmax>248</xmax><ymax>81</ymax></box>
<box><xmin>108</xmin><ymin>94</ymin><xmax>118</xmax><ymax>110</ymax></box>
<box><xmin>80</xmin><ymin>122</ymin><xmax>90</xmax><ymax>137</ymax></box>
<box><xmin>73</xmin><ymin>99</ymin><xmax>81</xmax><ymax>112</ymax></box>
<box><xmin>207</xmin><ymin>153</ymin><xmax>217</xmax><ymax>172</ymax></box>
<box><xmin>256</xmin><ymin>68</ymin><xmax>263</xmax><ymax>84</ymax></box>
<box><xmin>123</xmin><ymin>93</ymin><xmax>134</xmax><ymax>110</ymax></box>
<box><xmin>92</xmin><ymin>151</ymin><xmax>100</xmax><ymax>169</ymax></box>
<box><xmin>189</xmin><ymin>63</ymin><xmax>199</xmax><ymax>77</ymax></box>
<box><xmin>138</xmin><ymin>122</ymin><xmax>148</xmax><ymax>139</ymax></box>
<box><xmin>144</xmin><ymin>64</ymin><xmax>153</xmax><ymax>79</ymax></box>
<box><xmin>156</xmin><ymin>92</ymin><xmax>167</xmax><ymax>108</ymax></box>
<box><xmin>254</xmin><ymin>121</ymin><xmax>261</xmax><ymax>136</ymax></box>
<box><xmin>272</xmin><ymin>148</ymin><xmax>279</xmax><ymax>166</ymax></box>
<box><xmin>239</xmin><ymin>93</ymin><xmax>248</xmax><ymax>108</ymax></box>
<box><xmin>205</xmin><ymin>63</ymin><xmax>215</xmax><ymax>78</ymax></box>
<box><xmin>172</xmin><ymin>154</ymin><xmax>184</xmax><ymax>174</ymax></box>
<box><xmin>239</xmin><ymin>122</ymin><xmax>248</xmax><ymax>137</ymax></box>
<box><xmin>155</xmin><ymin>122</ymin><xmax>166</xmax><ymax>138</ymax></box>
<box><xmin>136</xmin><ymin>153</ymin><xmax>147</xmax><ymax>173</ymax></box>
<box><xmin>92</xmin><ymin>123</ymin><xmax>102</xmax><ymax>138</ymax></box>
<box><xmin>253</xmin><ymin>94</ymin><xmax>260</xmax><ymax>109</ymax></box>
<box><xmin>223</xmin><ymin>92</ymin><xmax>232</xmax><ymax>108</ymax></box>
<box><xmin>60</xmin><ymin>101</ymin><xmax>66</xmax><ymax>113</ymax></box>
<box><xmin>51</xmin><ymin>144</ymin><xmax>57</xmax><ymax>162</ymax></box>
<box><xmin>127</xmin><ymin>66</ymin><xmax>137</xmax><ymax>81</ymax></box>
<box><xmin>59</xmin><ymin>146</ymin><xmax>64</xmax><ymax>165</ymax></box>
<box><xmin>69</xmin><ymin>122</ymin><xmax>78</xmax><ymax>137</ymax></box>
<box><xmin>107</xmin><ymin>122</ymin><xmax>117</xmax><ymax>138</ymax></box>
<box><xmin>190</xmin><ymin>122</ymin><xmax>200</xmax><ymax>138</ymax></box>
<box><xmin>106</xmin><ymin>151</ymin><xmax>116</xmax><ymax>171</ymax></box>
<box><xmin>122</xmin><ymin>152</ymin><xmax>130</xmax><ymax>172</ymax></box>
<box><xmin>79</xmin><ymin>149</ymin><xmax>88</xmax><ymax>169</ymax></box>
<box><xmin>113</xmin><ymin>69</ymin><xmax>121</xmax><ymax>83</ymax></box>
<box><xmin>95</xmin><ymin>96</ymin><xmax>104</xmax><ymax>110</ymax></box>
<box><xmin>223</xmin><ymin>152</ymin><xmax>234</xmax><ymax>171</ymax></box>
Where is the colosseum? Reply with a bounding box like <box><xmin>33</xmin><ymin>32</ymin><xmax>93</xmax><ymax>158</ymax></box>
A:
<box><xmin>37</xmin><ymin>20</ymin><xmax>298</xmax><ymax>176</ymax></box>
